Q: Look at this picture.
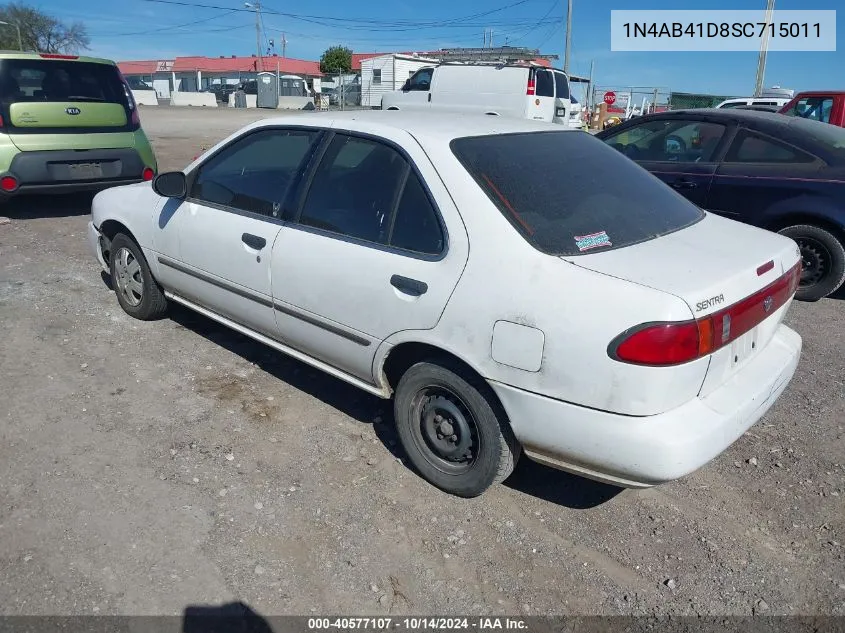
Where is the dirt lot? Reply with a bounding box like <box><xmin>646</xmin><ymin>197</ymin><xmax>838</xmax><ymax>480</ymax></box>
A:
<box><xmin>0</xmin><ymin>105</ymin><xmax>843</xmax><ymax>618</ymax></box>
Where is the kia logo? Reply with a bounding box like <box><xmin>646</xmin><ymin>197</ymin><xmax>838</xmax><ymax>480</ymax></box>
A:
<box><xmin>65</xmin><ymin>107</ymin><xmax>81</xmax><ymax>115</ymax></box>
<box><xmin>763</xmin><ymin>296</ymin><xmax>774</xmax><ymax>312</ymax></box>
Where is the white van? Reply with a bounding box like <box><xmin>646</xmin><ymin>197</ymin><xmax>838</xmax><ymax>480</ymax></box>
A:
<box><xmin>715</xmin><ymin>97</ymin><xmax>791</xmax><ymax>109</ymax></box>
<box><xmin>381</xmin><ymin>62</ymin><xmax>570</xmax><ymax>124</ymax></box>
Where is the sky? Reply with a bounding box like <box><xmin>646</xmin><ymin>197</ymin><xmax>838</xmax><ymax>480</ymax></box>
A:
<box><xmin>36</xmin><ymin>0</ymin><xmax>844</xmax><ymax>98</ymax></box>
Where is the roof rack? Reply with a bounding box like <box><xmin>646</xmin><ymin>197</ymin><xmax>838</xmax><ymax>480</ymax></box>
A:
<box><xmin>433</xmin><ymin>46</ymin><xmax>558</xmax><ymax>63</ymax></box>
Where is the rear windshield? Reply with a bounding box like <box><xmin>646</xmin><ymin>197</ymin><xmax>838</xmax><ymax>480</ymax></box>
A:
<box><xmin>553</xmin><ymin>72</ymin><xmax>570</xmax><ymax>100</ymax></box>
<box><xmin>450</xmin><ymin>131</ymin><xmax>704</xmax><ymax>256</ymax></box>
<box><xmin>535</xmin><ymin>69</ymin><xmax>554</xmax><ymax>98</ymax></box>
<box><xmin>0</xmin><ymin>59</ymin><xmax>128</xmax><ymax>104</ymax></box>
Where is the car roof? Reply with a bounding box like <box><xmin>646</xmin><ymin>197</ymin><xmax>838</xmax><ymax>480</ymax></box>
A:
<box><xmin>0</xmin><ymin>51</ymin><xmax>116</xmax><ymax>65</ymax></box>
<box><xmin>244</xmin><ymin>110</ymin><xmax>575</xmax><ymax>143</ymax></box>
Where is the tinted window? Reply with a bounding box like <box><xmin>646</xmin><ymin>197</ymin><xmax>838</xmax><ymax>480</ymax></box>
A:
<box><xmin>0</xmin><ymin>59</ymin><xmax>128</xmax><ymax>105</ymax></box>
<box><xmin>299</xmin><ymin>135</ymin><xmax>406</xmax><ymax>243</ymax></box>
<box><xmin>725</xmin><ymin>131</ymin><xmax>815</xmax><ymax>164</ymax></box>
<box><xmin>191</xmin><ymin>129</ymin><xmax>319</xmax><ymax>217</ymax></box>
<box><xmin>535</xmin><ymin>69</ymin><xmax>554</xmax><ymax>98</ymax></box>
<box><xmin>784</xmin><ymin>96</ymin><xmax>833</xmax><ymax>123</ymax></box>
<box><xmin>553</xmin><ymin>72</ymin><xmax>570</xmax><ymax>100</ymax></box>
<box><xmin>390</xmin><ymin>171</ymin><xmax>444</xmax><ymax>255</ymax></box>
<box><xmin>408</xmin><ymin>68</ymin><xmax>432</xmax><ymax>91</ymax></box>
<box><xmin>719</xmin><ymin>102</ymin><xmax>747</xmax><ymax>108</ymax></box>
<box><xmin>603</xmin><ymin>119</ymin><xmax>726</xmax><ymax>163</ymax></box>
<box><xmin>451</xmin><ymin>132</ymin><xmax>703</xmax><ymax>256</ymax></box>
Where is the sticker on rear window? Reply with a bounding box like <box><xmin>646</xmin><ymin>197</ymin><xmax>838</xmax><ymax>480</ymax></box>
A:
<box><xmin>574</xmin><ymin>231</ymin><xmax>612</xmax><ymax>252</ymax></box>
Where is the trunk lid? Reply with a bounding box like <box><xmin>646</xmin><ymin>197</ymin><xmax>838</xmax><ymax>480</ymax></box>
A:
<box><xmin>564</xmin><ymin>212</ymin><xmax>801</xmax><ymax>393</ymax></box>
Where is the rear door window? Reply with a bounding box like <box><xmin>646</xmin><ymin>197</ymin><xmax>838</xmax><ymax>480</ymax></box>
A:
<box><xmin>451</xmin><ymin>131</ymin><xmax>703</xmax><ymax>256</ymax></box>
<box><xmin>535</xmin><ymin>69</ymin><xmax>554</xmax><ymax>98</ymax></box>
<box><xmin>553</xmin><ymin>72</ymin><xmax>570</xmax><ymax>100</ymax></box>
<box><xmin>299</xmin><ymin>134</ymin><xmax>407</xmax><ymax>244</ymax></box>
<box><xmin>724</xmin><ymin>130</ymin><xmax>816</xmax><ymax>164</ymax></box>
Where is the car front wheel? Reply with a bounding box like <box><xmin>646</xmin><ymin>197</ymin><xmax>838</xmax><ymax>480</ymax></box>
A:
<box><xmin>109</xmin><ymin>233</ymin><xmax>168</xmax><ymax>320</ymax></box>
<box><xmin>393</xmin><ymin>360</ymin><xmax>520</xmax><ymax>497</ymax></box>
<box><xmin>778</xmin><ymin>224</ymin><xmax>845</xmax><ymax>301</ymax></box>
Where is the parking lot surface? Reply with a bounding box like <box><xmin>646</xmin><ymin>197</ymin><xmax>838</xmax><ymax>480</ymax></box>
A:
<box><xmin>1</xmin><ymin>106</ymin><xmax>843</xmax><ymax>617</ymax></box>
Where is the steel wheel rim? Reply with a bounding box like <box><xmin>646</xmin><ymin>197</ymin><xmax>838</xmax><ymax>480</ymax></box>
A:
<box><xmin>114</xmin><ymin>247</ymin><xmax>143</xmax><ymax>307</ymax></box>
<box><xmin>796</xmin><ymin>237</ymin><xmax>830</xmax><ymax>288</ymax></box>
<box><xmin>409</xmin><ymin>385</ymin><xmax>480</xmax><ymax>475</ymax></box>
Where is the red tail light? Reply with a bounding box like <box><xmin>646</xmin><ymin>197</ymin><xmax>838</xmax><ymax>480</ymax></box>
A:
<box><xmin>142</xmin><ymin>167</ymin><xmax>155</xmax><ymax>181</ymax></box>
<box><xmin>1</xmin><ymin>175</ymin><xmax>19</xmax><ymax>192</ymax></box>
<box><xmin>526</xmin><ymin>79</ymin><xmax>536</xmax><ymax>96</ymax></box>
<box><xmin>609</xmin><ymin>262</ymin><xmax>801</xmax><ymax>367</ymax></box>
<box><xmin>0</xmin><ymin>114</ymin><xmax>4</xmax><ymax>129</ymax></box>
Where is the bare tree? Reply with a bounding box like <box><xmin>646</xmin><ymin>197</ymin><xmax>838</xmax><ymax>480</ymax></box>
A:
<box><xmin>0</xmin><ymin>2</ymin><xmax>89</xmax><ymax>53</ymax></box>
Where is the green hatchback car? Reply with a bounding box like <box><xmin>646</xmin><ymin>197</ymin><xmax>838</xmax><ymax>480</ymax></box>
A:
<box><xmin>0</xmin><ymin>52</ymin><xmax>157</xmax><ymax>199</ymax></box>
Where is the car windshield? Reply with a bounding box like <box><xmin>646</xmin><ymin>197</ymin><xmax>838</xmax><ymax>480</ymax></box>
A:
<box><xmin>450</xmin><ymin>131</ymin><xmax>703</xmax><ymax>256</ymax></box>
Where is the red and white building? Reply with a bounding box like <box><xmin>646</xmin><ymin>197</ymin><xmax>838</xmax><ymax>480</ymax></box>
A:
<box><xmin>118</xmin><ymin>55</ymin><xmax>322</xmax><ymax>99</ymax></box>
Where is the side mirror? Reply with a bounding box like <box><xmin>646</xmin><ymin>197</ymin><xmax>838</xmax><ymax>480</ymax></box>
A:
<box><xmin>401</xmin><ymin>80</ymin><xmax>410</xmax><ymax>92</ymax></box>
<box><xmin>153</xmin><ymin>171</ymin><xmax>187</xmax><ymax>199</ymax></box>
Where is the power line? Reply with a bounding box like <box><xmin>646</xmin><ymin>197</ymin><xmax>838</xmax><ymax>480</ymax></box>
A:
<box><xmin>139</xmin><ymin>0</ymin><xmax>540</xmax><ymax>31</ymax></box>
<box><xmin>110</xmin><ymin>9</ymin><xmax>237</xmax><ymax>37</ymax></box>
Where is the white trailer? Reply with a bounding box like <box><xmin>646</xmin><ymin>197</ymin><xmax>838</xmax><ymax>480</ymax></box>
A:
<box><xmin>361</xmin><ymin>54</ymin><xmax>438</xmax><ymax>108</ymax></box>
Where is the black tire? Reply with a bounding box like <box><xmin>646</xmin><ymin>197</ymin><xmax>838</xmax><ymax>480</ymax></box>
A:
<box><xmin>778</xmin><ymin>224</ymin><xmax>845</xmax><ymax>302</ymax></box>
<box><xmin>393</xmin><ymin>360</ymin><xmax>520</xmax><ymax>497</ymax></box>
<box><xmin>109</xmin><ymin>233</ymin><xmax>168</xmax><ymax>320</ymax></box>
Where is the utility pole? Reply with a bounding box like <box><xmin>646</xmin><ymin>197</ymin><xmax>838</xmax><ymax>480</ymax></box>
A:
<box><xmin>281</xmin><ymin>32</ymin><xmax>287</xmax><ymax>58</ymax></box>
<box><xmin>245</xmin><ymin>2</ymin><xmax>263</xmax><ymax>71</ymax></box>
<box><xmin>754</xmin><ymin>0</ymin><xmax>775</xmax><ymax>96</ymax></box>
<box><xmin>564</xmin><ymin>0</ymin><xmax>572</xmax><ymax>73</ymax></box>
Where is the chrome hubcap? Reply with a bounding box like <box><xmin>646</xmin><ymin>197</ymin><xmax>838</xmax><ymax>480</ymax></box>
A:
<box><xmin>114</xmin><ymin>247</ymin><xmax>143</xmax><ymax>307</ymax></box>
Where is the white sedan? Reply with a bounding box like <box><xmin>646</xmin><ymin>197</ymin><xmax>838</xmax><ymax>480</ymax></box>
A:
<box><xmin>88</xmin><ymin>111</ymin><xmax>803</xmax><ymax>497</ymax></box>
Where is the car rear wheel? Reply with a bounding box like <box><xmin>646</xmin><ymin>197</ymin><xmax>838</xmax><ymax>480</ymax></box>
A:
<box><xmin>778</xmin><ymin>224</ymin><xmax>845</xmax><ymax>301</ymax></box>
<box><xmin>393</xmin><ymin>360</ymin><xmax>520</xmax><ymax>497</ymax></box>
<box><xmin>109</xmin><ymin>233</ymin><xmax>168</xmax><ymax>320</ymax></box>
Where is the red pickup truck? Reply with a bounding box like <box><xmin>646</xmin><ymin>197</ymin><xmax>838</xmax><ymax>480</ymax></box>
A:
<box><xmin>778</xmin><ymin>91</ymin><xmax>845</xmax><ymax>126</ymax></box>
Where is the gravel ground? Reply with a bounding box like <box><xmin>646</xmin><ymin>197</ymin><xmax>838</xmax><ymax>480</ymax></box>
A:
<box><xmin>0</xmin><ymin>106</ymin><xmax>843</xmax><ymax>618</ymax></box>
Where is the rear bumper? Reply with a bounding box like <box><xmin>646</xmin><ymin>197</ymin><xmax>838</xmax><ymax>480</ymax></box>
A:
<box><xmin>1</xmin><ymin>148</ymin><xmax>148</xmax><ymax>197</ymax></box>
<box><xmin>490</xmin><ymin>324</ymin><xmax>802</xmax><ymax>488</ymax></box>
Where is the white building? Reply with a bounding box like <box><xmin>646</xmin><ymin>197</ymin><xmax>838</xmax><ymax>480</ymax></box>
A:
<box><xmin>360</xmin><ymin>54</ymin><xmax>438</xmax><ymax>108</ymax></box>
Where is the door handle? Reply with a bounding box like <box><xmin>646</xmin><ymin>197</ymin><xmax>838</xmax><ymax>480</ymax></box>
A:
<box><xmin>427</xmin><ymin>93</ymin><xmax>432</xmax><ymax>103</ymax></box>
<box><xmin>390</xmin><ymin>275</ymin><xmax>428</xmax><ymax>296</ymax></box>
<box><xmin>671</xmin><ymin>178</ymin><xmax>698</xmax><ymax>190</ymax></box>
<box><xmin>241</xmin><ymin>233</ymin><xmax>267</xmax><ymax>250</ymax></box>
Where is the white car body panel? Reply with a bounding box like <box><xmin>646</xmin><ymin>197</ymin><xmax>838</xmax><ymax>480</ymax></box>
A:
<box><xmin>90</xmin><ymin>110</ymin><xmax>802</xmax><ymax>488</ymax></box>
<box><xmin>715</xmin><ymin>97</ymin><xmax>791</xmax><ymax>109</ymax></box>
